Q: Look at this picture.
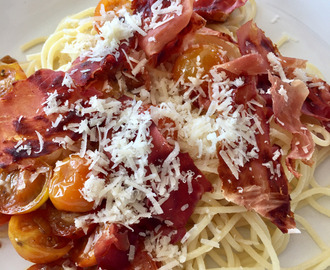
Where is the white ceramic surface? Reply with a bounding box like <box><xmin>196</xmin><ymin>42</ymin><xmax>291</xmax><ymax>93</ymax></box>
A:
<box><xmin>0</xmin><ymin>1</ymin><xmax>329</xmax><ymax>269</ymax></box>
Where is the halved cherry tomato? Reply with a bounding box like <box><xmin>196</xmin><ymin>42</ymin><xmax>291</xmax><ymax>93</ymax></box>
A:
<box><xmin>49</xmin><ymin>155</ymin><xmax>95</xmax><ymax>212</ymax></box>
<box><xmin>71</xmin><ymin>226</ymin><xmax>102</xmax><ymax>267</ymax></box>
<box><xmin>173</xmin><ymin>44</ymin><xmax>228</xmax><ymax>86</ymax></box>
<box><xmin>0</xmin><ymin>56</ymin><xmax>27</xmax><ymax>97</ymax></box>
<box><xmin>8</xmin><ymin>208</ymin><xmax>73</xmax><ymax>264</ymax></box>
<box><xmin>94</xmin><ymin>0</ymin><xmax>132</xmax><ymax>32</ymax></box>
<box><xmin>27</xmin><ymin>258</ymin><xmax>81</xmax><ymax>270</ymax></box>
<box><xmin>46</xmin><ymin>201</ymin><xmax>95</xmax><ymax>239</ymax></box>
<box><xmin>0</xmin><ymin>160</ymin><xmax>51</xmax><ymax>215</ymax></box>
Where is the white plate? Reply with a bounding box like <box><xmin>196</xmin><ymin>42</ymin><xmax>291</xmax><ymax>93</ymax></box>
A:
<box><xmin>0</xmin><ymin>1</ymin><xmax>329</xmax><ymax>269</ymax></box>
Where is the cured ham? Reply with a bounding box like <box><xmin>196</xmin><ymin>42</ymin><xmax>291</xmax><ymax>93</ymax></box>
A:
<box><xmin>2</xmin><ymin>0</ymin><xmax>330</xmax><ymax>268</ymax></box>
<box><xmin>133</xmin><ymin>0</ymin><xmax>194</xmax><ymax>56</ymax></box>
<box><xmin>269</xmin><ymin>75</ymin><xmax>314</xmax><ymax>177</ymax></box>
<box><xmin>0</xmin><ymin>69</ymin><xmax>105</xmax><ymax>168</ymax></box>
<box><xmin>215</xmin><ymin>76</ymin><xmax>296</xmax><ymax>232</ymax></box>
<box><xmin>237</xmin><ymin>20</ymin><xmax>280</xmax><ymax>58</ymax></box>
<box><xmin>302</xmin><ymin>78</ymin><xmax>330</xmax><ymax>132</ymax></box>
<box><xmin>194</xmin><ymin>0</ymin><xmax>248</xmax><ymax>21</ymax></box>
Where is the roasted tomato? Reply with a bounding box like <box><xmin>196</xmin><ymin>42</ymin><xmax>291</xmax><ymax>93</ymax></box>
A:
<box><xmin>94</xmin><ymin>0</ymin><xmax>132</xmax><ymax>32</ymax></box>
<box><xmin>46</xmin><ymin>202</ymin><xmax>94</xmax><ymax>239</ymax></box>
<box><xmin>0</xmin><ymin>56</ymin><xmax>26</xmax><ymax>97</ymax></box>
<box><xmin>71</xmin><ymin>226</ymin><xmax>103</xmax><ymax>267</ymax></box>
<box><xmin>173</xmin><ymin>44</ymin><xmax>228</xmax><ymax>108</ymax></box>
<box><xmin>27</xmin><ymin>259</ymin><xmax>80</xmax><ymax>270</ymax></box>
<box><xmin>8</xmin><ymin>209</ymin><xmax>73</xmax><ymax>264</ymax></box>
<box><xmin>49</xmin><ymin>155</ymin><xmax>95</xmax><ymax>212</ymax></box>
<box><xmin>0</xmin><ymin>160</ymin><xmax>51</xmax><ymax>215</ymax></box>
<box><xmin>173</xmin><ymin>44</ymin><xmax>228</xmax><ymax>85</ymax></box>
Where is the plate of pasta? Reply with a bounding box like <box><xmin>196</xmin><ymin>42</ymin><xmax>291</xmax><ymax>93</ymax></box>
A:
<box><xmin>0</xmin><ymin>0</ymin><xmax>329</xmax><ymax>270</ymax></box>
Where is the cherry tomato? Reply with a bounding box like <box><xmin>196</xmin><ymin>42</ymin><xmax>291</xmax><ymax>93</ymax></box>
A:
<box><xmin>46</xmin><ymin>201</ymin><xmax>94</xmax><ymax>239</ymax></box>
<box><xmin>193</xmin><ymin>33</ymin><xmax>241</xmax><ymax>60</ymax></box>
<box><xmin>71</xmin><ymin>227</ymin><xmax>102</xmax><ymax>267</ymax></box>
<box><xmin>0</xmin><ymin>160</ymin><xmax>51</xmax><ymax>215</ymax></box>
<box><xmin>27</xmin><ymin>259</ymin><xmax>81</xmax><ymax>270</ymax></box>
<box><xmin>173</xmin><ymin>44</ymin><xmax>228</xmax><ymax>85</ymax></box>
<box><xmin>94</xmin><ymin>0</ymin><xmax>132</xmax><ymax>32</ymax></box>
<box><xmin>49</xmin><ymin>155</ymin><xmax>95</xmax><ymax>212</ymax></box>
<box><xmin>8</xmin><ymin>209</ymin><xmax>73</xmax><ymax>264</ymax></box>
<box><xmin>0</xmin><ymin>57</ymin><xmax>27</xmax><ymax>97</ymax></box>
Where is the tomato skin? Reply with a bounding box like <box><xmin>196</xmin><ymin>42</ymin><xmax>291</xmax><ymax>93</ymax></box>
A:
<box><xmin>49</xmin><ymin>155</ymin><xmax>95</xmax><ymax>213</ymax></box>
<box><xmin>94</xmin><ymin>0</ymin><xmax>132</xmax><ymax>32</ymax></box>
<box><xmin>0</xmin><ymin>58</ymin><xmax>27</xmax><ymax>97</ymax></box>
<box><xmin>71</xmin><ymin>231</ymin><xmax>99</xmax><ymax>267</ymax></box>
<box><xmin>27</xmin><ymin>259</ymin><xmax>81</xmax><ymax>270</ymax></box>
<box><xmin>8</xmin><ymin>209</ymin><xmax>73</xmax><ymax>264</ymax></box>
<box><xmin>173</xmin><ymin>44</ymin><xmax>227</xmax><ymax>85</ymax></box>
<box><xmin>45</xmin><ymin>201</ymin><xmax>95</xmax><ymax>239</ymax></box>
<box><xmin>0</xmin><ymin>160</ymin><xmax>51</xmax><ymax>215</ymax></box>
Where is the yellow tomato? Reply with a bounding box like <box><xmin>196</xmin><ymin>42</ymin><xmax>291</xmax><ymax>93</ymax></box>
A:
<box><xmin>173</xmin><ymin>44</ymin><xmax>228</xmax><ymax>84</ymax></box>
<box><xmin>94</xmin><ymin>0</ymin><xmax>132</xmax><ymax>32</ymax></box>
<box><xmin>49</xmin><ymin>155</ymin><xmax>95</xmax><ymax>212</ymax></box>
<box><xmin>8</xmin><ymin>210</ymin><xmax>73</xmax><ymax>264</ymax></box>
<box><xmin>0</xmin><ymin>160</ymin><xmax>51</xmax><ymax>215</ymax></box>
<box><xmin>0</xmin><ymin>57</ymin><xmax>27</xmax><ymax>97</ymax></box>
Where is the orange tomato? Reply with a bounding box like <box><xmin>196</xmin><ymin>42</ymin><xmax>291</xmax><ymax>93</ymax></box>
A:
<box><xmin>94</xmin><ymin>0</ymin><xmax>131</xmax><ymax>32</ymax></box>
<box><xmin>71</xmin><ymin>226</ymin><xmax>102</xmax><ymax>267</ymax></box>
<box><xmin>27</xmin><ymin>259</ymin><xmax>80</xmax><ymax>270</ymax></box>
<box><xmin>49</xmin><ymin>155</ymin><xmax>95</xmax><ymax>212</ymax></box>
<box><xmin>46</xmin><ymin>201</ymin><xmax>94</xmax><ymax>239</ymax></box>
<box><xmin>173</xmin><ymin>44</ymin><xmax>228</xmax><ymax>85</ymax></box>
<box><xmin>0</xmin><ymin>58</ymin><xmax>27</xmax><ymax>97</ymax></box>
<box><xmin>8</xmin><ymin>209</ymin><xmax>73</xmax><ymax>264</ymax></box>
<box><xmin>0</xmin><ymin>160</ymin><xmax>51</xmax><ymax>215</ymax></box>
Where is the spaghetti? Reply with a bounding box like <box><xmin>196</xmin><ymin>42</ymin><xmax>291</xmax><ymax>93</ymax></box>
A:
<box><xmin>1</xmin><ymin>0</ymin><xmax>330</xmax><ymax>269</ymax></box>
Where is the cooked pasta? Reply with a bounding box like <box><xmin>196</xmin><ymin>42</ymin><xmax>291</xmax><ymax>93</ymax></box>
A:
<box><xmin>1</xmin><ymin>0</ymin><xmax>329</xmax><ymax>269</ymax></box>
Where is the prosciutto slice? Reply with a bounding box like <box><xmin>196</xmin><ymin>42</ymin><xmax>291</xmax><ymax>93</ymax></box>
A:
<box><xmin>133</xmin><ymin>0</ymin><xmax>194</xmax><ymax>56</ymax></box>
<box><xmin>302</xmin><ymin>78</ymin><xmax>330</xmax><ymax>132</ymax></box>
<box><xmin>217</xmin><ymin>80</ymin><xmax>296</xmax><ymax>233</ymax></box>
<box><xmin>269</xmin><ymin>74</ymin><xmax>314</xmax><ymax>177</ymax></box>
<box><xmin>194</xmin><ymin>0</ymin><xmax>248</xmax><ymax>21</ymax></box>
<box><xmin>237</xmin><ymin>20</ymin><xmax>280</xmax><ymax>59</ymax></box>
<box><xmin>0</xmin><ymin>69</ymin><xmax>102</xmax><ymax>168</ymax></box>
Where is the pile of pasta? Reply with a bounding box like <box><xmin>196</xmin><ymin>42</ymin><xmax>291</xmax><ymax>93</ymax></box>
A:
<box><xmin>0</xmin><ymin>0</ymin><xmax>329</xmax><ymax>269</ymax></box>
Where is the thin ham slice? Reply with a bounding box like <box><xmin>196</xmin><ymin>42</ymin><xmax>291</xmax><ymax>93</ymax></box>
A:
<box><xmin>269</xmin><ymin>74</ymin><xmax>314</xmax><ymax>177</ymax></box>
<box><xmin>302</xmin><ymin>78</ymin><xmax>330</xmax><ymax>132</ymax></box>
<box><xmin>194</xmin><ymin>0</ymin><xmax>248</xmax><ymax>21</ymax></box>
<box><xmin>0</xmin><ymin>69</ymin><xmax>102</xmax><ymax>168</ymax></box>
<box><xmin>214</xmin><ymin>53</ymin><xmax>268</xmax><ymax>76</ymax></box>
<box><xmin>133</xmin><ymin>0</ymin><xmax>194</xmax><ymax>56</ymax></box>
<box><xmin>217</xmin><ymin>79</ymin><xmax>296</xmax><ymax>233</ymax></box>
<box><xmin>237</xmin><ymin>20</ymin><xmax>280</xmax><ymax>58</ymax></box>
